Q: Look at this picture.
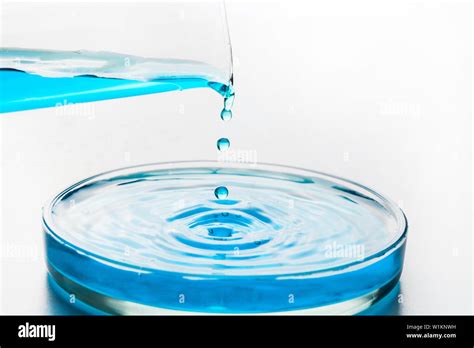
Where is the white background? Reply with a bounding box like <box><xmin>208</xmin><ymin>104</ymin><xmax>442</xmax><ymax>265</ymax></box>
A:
<box><xmin>0</xmin><ymin>0</ymin><xmax>472</xmax><ymax>314</ymax></box>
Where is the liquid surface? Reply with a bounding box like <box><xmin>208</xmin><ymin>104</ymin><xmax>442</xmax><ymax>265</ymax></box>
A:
<box><xmin>0</xmin><ymin>48</ymin><xmax>231</xmax><ymax>113</ymax></box>
<box><xmin>44</xmin><ymin>163</ymin><xmax>406</xmax><ymax>313</ymax></box>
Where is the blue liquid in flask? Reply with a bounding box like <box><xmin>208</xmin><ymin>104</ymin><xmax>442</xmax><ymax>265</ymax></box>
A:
<box><xmin>0</xmin><ymin>48</ymin><xmax>233</xmax><ymax>113</ymax></box>
<box><xmin>2</xmin><ymin>48</ymin><xmax>407</xmax><ymax>314</ymax></box>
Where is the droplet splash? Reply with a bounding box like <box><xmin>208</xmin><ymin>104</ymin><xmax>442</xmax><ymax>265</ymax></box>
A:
<box><xmin>214</xmin><ymin>186</ymin><xmax>229</xmax><ymax>199</ymax></box>
<box><xmin>217</xmin><ymin>138</ymin><xmax>230</xmax><ymax>151</ymax></box>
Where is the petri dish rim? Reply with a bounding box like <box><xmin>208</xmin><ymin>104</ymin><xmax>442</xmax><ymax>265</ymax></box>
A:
<box><xmin>42</xmin><ymin>160</ymin><xmax>408</xmax><ymax>279</ymax></box>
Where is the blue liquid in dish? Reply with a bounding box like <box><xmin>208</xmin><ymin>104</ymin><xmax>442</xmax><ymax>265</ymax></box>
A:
<box><xmin>43</xmin><ymin>163</ymin><xmax>407</xmax><ymax>314</ymax></box>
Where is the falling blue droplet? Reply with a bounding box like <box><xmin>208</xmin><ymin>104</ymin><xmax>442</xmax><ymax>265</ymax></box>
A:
<box><xmin>214</xmin><ymin>186</ymin><xmax>229</xmax><ymax>199</ymax></box>
<box><xmin>220</xmin><ymin>109</ymin><xmax>232</xmax><ymax>121</ymax></box>
<box><xmin>217</xmin><ymin>138</ymin><xmax>230</xmax><ymax>151</ymax></box>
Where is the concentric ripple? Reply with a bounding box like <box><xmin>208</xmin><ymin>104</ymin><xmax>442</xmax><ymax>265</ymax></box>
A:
<box><xmin>44</xmin><ymin>162</ymin><xmax>407</xmax><ymax>314</ymax></box>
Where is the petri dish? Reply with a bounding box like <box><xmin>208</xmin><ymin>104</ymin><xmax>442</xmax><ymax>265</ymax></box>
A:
<box><xmin>43</xmin><ymin>161</ymin><xmax>407</xmax><ymax>314</ymax></box>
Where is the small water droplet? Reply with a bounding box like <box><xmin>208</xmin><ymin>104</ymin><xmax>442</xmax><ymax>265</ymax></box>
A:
<box><xmin>214</xmin><ymin>186</ymin><xmax>229</xmax><ymax>199</ymax></box>
<box><xmin>220</xmin><ymin>109</ymin><xmax>232</xmax><ymax>121</ymax></box>
<box><xmin>217</xmin><ymin>138</ymin><xmax>230</xmax><ymax>151</ymax></box>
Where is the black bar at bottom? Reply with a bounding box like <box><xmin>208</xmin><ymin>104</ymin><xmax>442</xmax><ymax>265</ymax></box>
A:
<box><xmin>0</xmin><ymin>315</ymin><xmax>472</xmax><ymax>346</ymax></box>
